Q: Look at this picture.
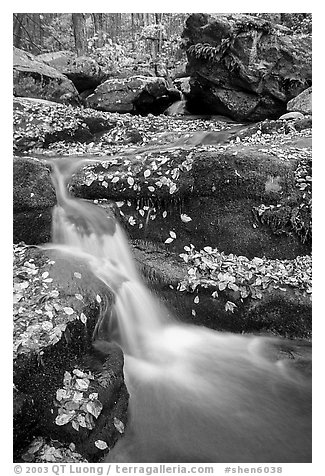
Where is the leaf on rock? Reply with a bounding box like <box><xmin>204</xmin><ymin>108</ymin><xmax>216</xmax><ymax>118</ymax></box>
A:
<box><xmin>63</xmin><ymin>307</ymin><xmax>74</xmax><ymax>315</ymax></box>
<box><xmin>75</xmin><ymin>378</ymin><xmax>90</xmax><ymax>391</ymax></box>
<box><xmin>95</xmin><ymin>440</ymin><xmax>108</xmax><ymax>450</ymax></box>
<box><xmin>55</xmin><ymin>411</ymin><xmax>75</xmax><ymax>426</ymax></box>
<box><xmin>86</xmin><ymin>400</ymin><xmax>103</xmax><ymax>419</ymax></box>
<box><xmin>113</xmin><ymin>417</ymin><xmax>125</xmax><ymax>434</ymax></box>
<box><xmin>180</xmin><ymin>214</ymin><xmax>192</xmax><ymax>223</ymax></box>
<box><xmin>164</xmin><ymin>237</ymin><xmax>174</xmax><ymax>244</ymax></box>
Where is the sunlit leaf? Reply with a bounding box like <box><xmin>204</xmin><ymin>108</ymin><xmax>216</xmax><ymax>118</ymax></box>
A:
<box><xmin>86</xmin><ymin>400</ymin><xmax>103</xmax><ymax>419</ymax></box>
<box><xmin>113</xmin><ymin>417</ymin><xmax>125</xmax><ymax>434</ymax></box>
<box><xmin>95</xmin><ymin>440</ymin><xmax>108</xmax><ymax>450</ymax></box>
<box><xmin>180</xmin><ymin>214</ymin><xmax>192</xmax><ymax>223</ymax></box>
<box><xmin>55</xmin><ymin>411</ymin><xmax>75</xmax><ymax>426</ymax></box>
<box><xmin>63</xmin><ymin>307</ymin><xmax>74</xmax><ymax>315</ymax></box>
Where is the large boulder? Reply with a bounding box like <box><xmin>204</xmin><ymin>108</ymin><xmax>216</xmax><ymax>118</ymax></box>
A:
<box><xmin>287</xmin><ymin>87</ymin><xmax>312</xmax><ymax>115</ymax></box>
<box><xmin>86</xmin><ymin>76</ymin><xmax>180</xmax><ymax>114</ymax></box>
<box><xmin>13</xmin><ymin>244</ymin><xmax>128</xmax><ymax>462</ymax></box>
<box><xmin>182</xmin><ymin>14</ymin><xmax>312</xmax><ymax>121</ymax></box>
<box><xmin>13</xmin><ymin>47</ymin><xmax>81</xmax><ymax>105</ymax></box>
<box><xmin>37</xmin><ymin>51</ymin><xmax>105</xmax><ymax>93</ymax></box>
<box><xmin>13</xmin><ymin>156</ymin><xmax>55</xmax><ymax>244</ymax></box>
<box><xmin>13</xmin><ymin>121</ymin><xmax>310</xmax><ymax>260</ymax></box>
<box><xmin>13</xmin><ymin>98</ymin><xmax>120</xmax><ymax>152</ymax></box>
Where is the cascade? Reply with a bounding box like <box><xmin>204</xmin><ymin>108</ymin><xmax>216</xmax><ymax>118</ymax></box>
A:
<box><xmin>47</xmin><ymin>156</ymin><xmax>311</xmax><ymax>463</ymax></box>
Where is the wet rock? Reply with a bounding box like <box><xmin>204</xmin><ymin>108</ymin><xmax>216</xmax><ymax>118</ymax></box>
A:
<box><xmin>13</xmin><ymin>98</ymin><xmax>119</xmax><ymax>152</ymax></box>
<box><xmin>13</xmin><ymin>244</ymin><xmax>128</xmax><ymax>462</ymax></box>
<box><xmin>132</xmin><ymin>240</ymin><xmax>311</xmax><ymax>339</ymax></box>
<box><xmin>287</xmin><ymin>87</ymin><xmax>312</xmax><ymax>115</ymax></box>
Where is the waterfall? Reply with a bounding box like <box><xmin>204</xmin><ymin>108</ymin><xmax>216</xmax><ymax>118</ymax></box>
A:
<box><xmin>47</xmin><ymin>156</ymin><xmax>311</xmax><ymax>463</ymax></box>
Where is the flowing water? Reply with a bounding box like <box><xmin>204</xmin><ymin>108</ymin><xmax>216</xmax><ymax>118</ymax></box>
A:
<box><xmin>47</xmin><ymin>156</ymin><xmax>311</xmax><ymax>463</ymax></box>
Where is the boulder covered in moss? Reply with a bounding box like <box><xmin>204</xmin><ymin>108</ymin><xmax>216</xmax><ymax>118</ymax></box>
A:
<box><xmin>182</xmin><ymin>14</ymin><xmax>312</xmax><ymax>121</ymax></box>
<box><xmin>13</xmin><ymin>98</ymin><xmax>121</xmax><ymax>152</ymax></box>
<box><xmin>13</xmin><ymin>243</ymin><xmax>128</xmax><ymax>462</ymax></box>
<box><xmin>13</xmin><ymin>47</ymin><xmax>81</xmax><ymax>105</ymax></box>
<box><xmin>67</xmin><ymin>135</ymin><xmax>311</xmax><ymax>259</ymax></box>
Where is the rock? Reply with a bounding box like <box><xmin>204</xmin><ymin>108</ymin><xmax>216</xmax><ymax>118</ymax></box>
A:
<box><xmin>13</xmin><ymin>98</ymin><xmax>119</xmax><ymax>152</ymax></box>
<box><xmin>170</xmin><ymin>62</ymin><xmax>188</xmax><ymax>79</ymax></box>
<box><xmin>174</xmin><ymin>77</ymin><xmax>191</xmax><ymax>95</ymax></box>
<box><xmin>13</xmin><ymin>47</ymin><xmax>80</xmax><ymax>105</ymax></box>
<box><xmin>63</xmin><ymin>136</ymin><xmax>310</xmax><ymax>259</ymax></box>
<box><xmin>287</xmin><ymin>87</ymin><xmax>312</xmax><ymax>115</ymax></box>
<box><xmin>37</xmin><ymin>51</ymin><xmax>105</xmax><ymax>92</ymax></box>
<box><xmin>86</xmin><ymin>75</ymin><xmax>180</xmax><ymax>115</ymax></box>
<box><xmin>182</xmin><ymin>14</ymin><xmax>311</xmax><ymax>121</ymax></box>
<box><xmin>13</xmin><ymin>244</ymin><xmax>128</xmax><ymax>462</ymax></box>
<box><xmin>13</xmin><ymin>157</ymin><xmax>55</xmax><ymax>212</ymax></box>
<box><xmin>133</xmin><ymin>241</ymin><xmax>311</xmax><ymax>339</ymax></box>
<box><xmin>13</xmin><ymin>156</ymin><xmax>55</xmax><ymax>244</ymax></box>
<box><xmin>279</xmin><ymin>112</ymin><xmax>305</xmax><ymax>120</ymax></box>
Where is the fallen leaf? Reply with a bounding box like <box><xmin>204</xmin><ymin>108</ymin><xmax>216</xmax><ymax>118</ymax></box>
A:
<box><xmin>180</xmin><ymin>214</ymin><xmax>192</xmax><ymax>223</ymax></box>
<box><xmin>113</xmin><ymin>417</ymin><xmax>125</xmax><ymax>434</ymax></box>
<box><xmin>63</xmin><ymin>307</ymin><xmax>74</xmax><ymax>315</ymax></box>
<box><xmin>95</xmin><ymin>440</ymin><xmax>108</xmax><ymax>450</ymax></box>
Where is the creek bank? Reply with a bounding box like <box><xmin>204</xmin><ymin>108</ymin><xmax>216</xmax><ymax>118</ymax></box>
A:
<box><xmin>132</xmin><ymin>240</ymin><xmax>311</xmax><ymax>339</ymax></box>
<box><xmin>13</xmin><ymin>244</ymin><xmax>128</xmax><ymax>462</ymax></box>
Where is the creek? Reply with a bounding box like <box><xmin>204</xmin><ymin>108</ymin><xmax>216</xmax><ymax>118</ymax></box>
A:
<box><xmin>41</xmin><ymin>152</ymin><xmax>312</xmax><ymax>463</ymax></box>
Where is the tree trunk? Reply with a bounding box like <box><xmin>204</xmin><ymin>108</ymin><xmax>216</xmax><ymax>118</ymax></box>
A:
<box><xmin>72</xmin><ymin>13</ymin><xmax>87</xmax><ymax>56</ymax></box>
<box><xmin>92</xmin><ymin>13</ymin><xmax>105</xmax><ymax>46</ymax></box>
<box><xmin>13</xmin><ymin>14</ymin><xmax>24</xmax><ymax>48</ymax></box>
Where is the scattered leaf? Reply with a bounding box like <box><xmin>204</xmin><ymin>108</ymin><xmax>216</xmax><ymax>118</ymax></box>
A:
<box><xmin>113</xmin><ymin>417</ymin><xmax>125</xmax><ymax>434</ymax></box>
<box><xmin>63</xmin><ymin>307</ymin><xmax>74</xmax><ymax>315</ymax></box>
<box><xmin>95</xmin><ymin>440</ymin><xmax>108</xmax><ymax>450</ymax></box>
<box><xmin>164</xmin><ymin>237</ymin><xmax>174</xmax><ymax>244</ymax></box>
<box><xmin>180</xmin><ymin>214</ymin><xmax>192</xmax><ymax>223</ymax></box>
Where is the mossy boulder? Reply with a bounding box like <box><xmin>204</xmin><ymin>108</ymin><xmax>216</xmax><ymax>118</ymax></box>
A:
<box><xmin>13</xmin><ymin>244</ymin><xmax>128</xmax><ymax>462</ymax></box>
<box><xmin>13</xmin><ymin>98</ymin><xmax>123</xmax><ymax>152</ymax></box>
<box><xmin>182</xmin><ymin>14</ymin><xmax>312</xmax><ymax>121</ymax></box>
<box><xmin>13</xmin><ymin>47</ymin><xmax>80</xmax><ymax>105</ymax></box>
